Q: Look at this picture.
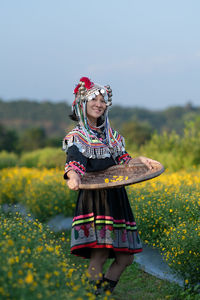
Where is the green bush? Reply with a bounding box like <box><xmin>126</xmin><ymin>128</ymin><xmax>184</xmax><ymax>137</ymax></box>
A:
<box><xmin>0</xmin><ymin>151</ymin><xmax>18</xmax><ymax>169</ymax></box>
<box><xmin>138</xmin><ymin>120</ymin><xmax>200</xmax><ymax>171</ymax></box>
<box><xmin>19</xmin><ymin>147</ymin><xmax>65</xmax><ymax>169</ymax></box>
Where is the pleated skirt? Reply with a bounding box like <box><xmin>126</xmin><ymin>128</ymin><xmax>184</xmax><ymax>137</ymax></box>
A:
<box><xmin>70</xmin><ymin>187</ymin><xmax>142</xmax><ymax>258</ymax></box>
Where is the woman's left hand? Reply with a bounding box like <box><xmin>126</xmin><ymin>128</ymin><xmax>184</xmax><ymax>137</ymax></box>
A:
<box><xmin>137</xmin><ymin>156</ymin><xmax>156</xmax><ymax>170</ymax></box>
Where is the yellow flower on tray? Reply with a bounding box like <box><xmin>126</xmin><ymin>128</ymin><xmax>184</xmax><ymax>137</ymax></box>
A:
<box><xmin>104</xmin><ymin>178</ymin><xmax>109</xmax><ymax>183</ymax></box>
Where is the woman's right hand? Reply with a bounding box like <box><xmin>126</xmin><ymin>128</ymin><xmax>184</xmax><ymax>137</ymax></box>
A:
<box><xmin>66</xmin><ymin>170</ymin><xmax>81</xmax><ymax>190</ymax></box>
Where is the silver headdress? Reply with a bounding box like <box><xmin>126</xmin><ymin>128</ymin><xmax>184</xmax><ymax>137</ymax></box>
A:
<box><xmin>72</xmin><ymin>77</ymin><xmax>117</xmax><ymax>149</ymax></box>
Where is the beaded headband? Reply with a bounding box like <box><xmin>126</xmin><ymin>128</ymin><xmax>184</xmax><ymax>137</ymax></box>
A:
<box><xmin>73</xmin><ymin>77</ymin><xmax>112</xmax><ymax>108</ymax></box>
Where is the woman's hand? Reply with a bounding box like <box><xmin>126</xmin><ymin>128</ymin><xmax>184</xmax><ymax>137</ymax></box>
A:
<box><xmin>66</xmin><ymin>170</ymin><xmax>81</xmax><ymax>190</ymax></box>
<box><xmin>128</xmin><ymin>156</ymin><xmax>157</xmax><ymax>170</ymax></box>
<box><xmin>137</xmin><ymin>156</ymin><xmax>157</xmax><ymax>170</ymax></box>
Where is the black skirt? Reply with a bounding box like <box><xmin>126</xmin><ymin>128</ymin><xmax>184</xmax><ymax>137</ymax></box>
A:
<box><xmin>71</xmin><ymin>187</ymin><xmax>143</xmax><ymax>258</ymax></box>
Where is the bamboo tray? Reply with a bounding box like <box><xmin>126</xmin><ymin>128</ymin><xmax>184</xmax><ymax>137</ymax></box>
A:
<box><xmin>79</xmin><ymin>157</ymin><xmax>164</xmax><ymax>189</ymax></box>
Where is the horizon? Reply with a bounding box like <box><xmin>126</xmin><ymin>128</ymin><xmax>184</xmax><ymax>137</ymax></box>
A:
<box><xmin>1</xmin><ymin>97</ymin><xmax>198</xmax><ymax>112</ymax></box>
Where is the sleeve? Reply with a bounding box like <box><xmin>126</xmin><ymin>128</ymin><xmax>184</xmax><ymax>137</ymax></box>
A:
<box><xmin>64</xmin><ymin>144</ymin><xmax>88</xmax><ymax>180</ymax></box>
<box><xmin>116</xmin><ymin>151</ymin><xmax>132</xmax><ymax>165</ymax></box>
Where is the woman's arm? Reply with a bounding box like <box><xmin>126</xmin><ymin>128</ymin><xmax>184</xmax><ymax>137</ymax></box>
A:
<box><xmin>66</xmin><ymin>170</ymin><xmax>81</xmax><ymax>191</ymax></box>
<box><xmin>64</xmin><ymin>144</ymin><xmax>88</xmax><ymax>190</ymax></box>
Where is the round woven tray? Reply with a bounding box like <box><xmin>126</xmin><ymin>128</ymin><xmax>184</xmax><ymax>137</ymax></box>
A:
<box><xmin>79</xmin><ymin>157</ymin><xmax>164</xmax><ymax>190</ymax></box>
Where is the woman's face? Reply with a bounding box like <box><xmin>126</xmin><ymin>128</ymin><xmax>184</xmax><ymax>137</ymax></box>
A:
<box><xmin>86</xmin><ymin>94</ymin><xmax>107</xmax><ymax>124</ymax></box>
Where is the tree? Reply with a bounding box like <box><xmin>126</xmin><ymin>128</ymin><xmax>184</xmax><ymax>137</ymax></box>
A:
<box><xmin>121</xmin><ymin>121</ymin><xmax>152</xmax><ymax>149</ymax></box>
<box><xmin>18</xmin><ymin>127</ymin><xmax>46</xmax><ymax>152</ymax></box>
<box><xmin>0</xmin><ymin>124</ymin><xmax>18</xmax><ymax>152</ymax></box>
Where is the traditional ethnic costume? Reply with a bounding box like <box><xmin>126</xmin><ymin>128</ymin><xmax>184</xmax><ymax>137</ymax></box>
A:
<box><xmin>63</xmin><ymin>77</ymin><xmax>142</xmax><ymax>259</ymax></box>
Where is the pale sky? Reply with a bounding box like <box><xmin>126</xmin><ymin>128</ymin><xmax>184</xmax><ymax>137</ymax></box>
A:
<box><xmin>0</xmin><ymin>0</ymin><xmax>200</xmax><ymax>109</ymax></box>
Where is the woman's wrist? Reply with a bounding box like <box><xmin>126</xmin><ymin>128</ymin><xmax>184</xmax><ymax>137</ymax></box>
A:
<box><xmin>67</xmin><ymin>170</ymin><xmax>80</xmax><ymax>179</ymax></box>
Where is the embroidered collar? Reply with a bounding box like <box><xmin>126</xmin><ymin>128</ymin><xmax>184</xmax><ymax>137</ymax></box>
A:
<box><xmin>63</xmin><ymin>126</ymin><xmax>125</xmax><ymax>159</ymax></box>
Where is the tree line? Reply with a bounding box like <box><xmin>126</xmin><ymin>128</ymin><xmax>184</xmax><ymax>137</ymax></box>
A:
<box><xmin>1</xmin><ymin>99</ymin><xmax>200</xmax><ymax>153</ymax></box>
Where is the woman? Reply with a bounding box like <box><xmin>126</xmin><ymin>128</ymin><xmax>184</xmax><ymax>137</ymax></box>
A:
<box><xmin>63</xmin><ymin>77</ymin><xmax>154</xmax><ymax>294</ymax></box>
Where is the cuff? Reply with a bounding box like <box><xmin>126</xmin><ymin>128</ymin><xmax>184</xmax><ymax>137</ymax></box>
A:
<box><xmin>64</xmin><ymin>161</ymin><xmax>86</xmax><ymax>179</ymax></box>
<box><xmin>117</xmin><ymin>153</ymin><xmax>132</xmax><ymax>165</ymax></box>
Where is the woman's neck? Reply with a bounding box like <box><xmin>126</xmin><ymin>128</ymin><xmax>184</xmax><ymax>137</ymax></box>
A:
<box><xmin>87</xmin><ymin>117</ymin><xmax>97</xmax><ymax>127</ymax></box>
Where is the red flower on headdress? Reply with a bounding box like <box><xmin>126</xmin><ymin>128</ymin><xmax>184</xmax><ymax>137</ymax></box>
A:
<box><xmin>73</xmin><ymin>77</ymin><xmax>94</xmax><ymax>94</ymax></box>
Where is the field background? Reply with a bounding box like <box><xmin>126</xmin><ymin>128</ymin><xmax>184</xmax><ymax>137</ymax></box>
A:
<box><xmin>0</xmin><ymin>100</ymin><xmax>200</xmax><ymax>299</ymax></box>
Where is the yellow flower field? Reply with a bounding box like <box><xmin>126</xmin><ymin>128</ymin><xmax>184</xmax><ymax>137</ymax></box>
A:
<box><xmin>0</xmin><ymin>167</ymin><xmax>199</xmax><ymax>287</ymax></box>
<box><xmin>0</xmin><ymin>167</ymin><xmax>77</xmax><ymax>221</ymax></box>
<box><xmin>127</xmin><ymin>170</ymin><xmax>200</xmax><ymax>286</ymax></box>
<box><xmin>0</xmin><ymin>210</ymin><xmax>109</xmax><ymax>300</ymax></box>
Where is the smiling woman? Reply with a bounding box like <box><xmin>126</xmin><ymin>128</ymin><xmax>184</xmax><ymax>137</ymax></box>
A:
<box><xmin>86</xmin><ymin>94</ymin><xmax>107</xmax><ymax>126</ymax></box>
<box><xmin>62</xmin><ymin>76</ymin><xmax>155</xmax><ymax>295</ymax></box>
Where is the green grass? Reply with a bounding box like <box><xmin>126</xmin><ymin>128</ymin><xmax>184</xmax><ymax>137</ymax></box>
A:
<box><xmin>62</xmin><ymin>231</ymin><xmax>199</xmax><ymax>300</ymax></box>
<box><xmin>113</xmin><ymin>264</ymin><xmax>183</xmax><ymax>300</ymax></box>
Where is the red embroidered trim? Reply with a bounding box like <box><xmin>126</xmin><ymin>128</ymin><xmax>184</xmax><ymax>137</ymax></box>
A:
<box><xmin>117</xmin><ymin>153</ymin><xmax>132</xmax><ymax>165</ymax></box>
<box><xmin>71</xmin><ymin>243</ymin><xmax>143</xmax><ymax>254</ymax></box>
<box><xmin>64</xmin><ymin>161</ymin><xmax>86</xmax><ymax>178</ymax></box>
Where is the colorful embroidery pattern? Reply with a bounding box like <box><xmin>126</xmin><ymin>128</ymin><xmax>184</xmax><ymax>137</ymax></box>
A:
<box><xmin>63</xmin><ymin>126</ymin><xmax>126</xmax><ymax>159</ymax></box>
<box><xmin>70</xmin><ymin>213</ymin><xmax>142</xmax><ymax>255</ymax></box>
<box><xmin>64</xmin><ymin>161</ymin><xmax>86</xmax><ymax>178</ymax></box>
<box><xmin>117</xmin><ymin>153</ymin><xmax>132</xmax><ymax>165</ymax></box>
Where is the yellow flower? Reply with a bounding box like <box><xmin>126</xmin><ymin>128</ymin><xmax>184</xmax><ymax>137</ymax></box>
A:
<box><xmin>25</xmin><ymin>271</ymin><xmax>34</xmax><ymax>284</ymax></box>
<box><xmin>54</xmin><ymin>271</ymin><xmax>59</xmax><ymax>276</ymax></box>
<box><xmin>36</xmin><ymin>246</ymin><xmax>43</xmax><ymax>252</ymax></box>
<box><xmin>7</xmin><ymin>239</ymin><xmax>14</xmax><ymax>246</ymax></box>
<box><xmin>105</xmin><ymin>290</ymin><xmax>111</xmax><ymax>295</ymax></box>
<box><xmin>8</xmin><ymin>257</ymin><xmax>15</xmax><ymax>265</ymax></box>
<box><xmin>104</xmin><ymin>178</ymin><xmax>109</xmax><ymax>183</ymax></box>
<box><xmin>185</xmin><ymin>279</ymin><xmax>189</xmax><ymax>284</ymax></box>
<box><xmin>72</xmin><ymin>285</ymin><xmax>80</xmax><ymax>291</ymax></box>
<box><xmin>45</xmin><ymin>273</ymin><xmax>51</xmax><ymax>279</ymax></box>
<box><xmin>46</xmin><ymin>245</ymin><xmax>54</xmax><ymax>252</ymax></box>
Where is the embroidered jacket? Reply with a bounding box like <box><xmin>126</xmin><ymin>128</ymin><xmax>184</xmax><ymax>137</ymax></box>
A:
<box><xmin>63</xmin><ymin>126</ymin><xmax>131</xmax><ymax>178</ymax></box>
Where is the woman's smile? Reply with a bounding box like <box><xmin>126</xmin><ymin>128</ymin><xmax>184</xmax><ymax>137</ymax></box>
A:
<box><xmin>86</xmin><ymin>94</ymin><xmax>106</xmax><ymax>125</ymax></box>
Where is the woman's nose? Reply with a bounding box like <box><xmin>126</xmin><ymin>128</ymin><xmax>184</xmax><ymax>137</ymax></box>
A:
<box><xmin>95</xmin><ymin>100</ymin><xmax>102</xmax><ymax>107</ymax></box>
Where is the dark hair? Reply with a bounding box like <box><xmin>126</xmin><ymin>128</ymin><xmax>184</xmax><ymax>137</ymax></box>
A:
<box><xmin>97</xmin><ymin>116</ymin><xmax>104</xmax><ymax>126</ymax></box>
<box><xmin>69</xmin><ymin>110</ymin><xmax>79</xmax><ymax>122</ymax></box>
